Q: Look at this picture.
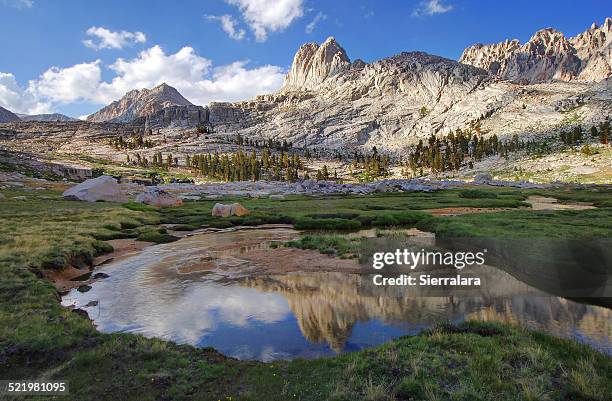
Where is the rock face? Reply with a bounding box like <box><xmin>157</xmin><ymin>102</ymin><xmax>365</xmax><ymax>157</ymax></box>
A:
<box><xmin>460</xmin><ymin>18</ymin><xmax>612</xmax><ymax>83</ymax></box>
<box><xmin>204</xmin><ymin>20</ymin><xmax>611</xmax><ymax>152</ymax></box>
<box><xmin>209</xmin><ymin>40</ymin><xmax>497</xmax><ymax>150</ymax></box>
<box><xmin>0</xmin><ymin>106</ymin><xmax>20</xmax><ymax>123</ymax></box>
<box><xmin>211</xmin><ymin>203</ymin><xmax>250</xmax><ymax>217</ymax></box>
<box><xmin>63</xmin><ymin>175</ymin><xmax>128</xmax><ymax>203</ymax></box>
<box><xmin>17</xmin><ymin>113</ymin><xmax>77</xmax><ymax>122</ymax></box>
<box><xmin>133</xmin><ymin>104</ymin><xmax>208</xmax><ymax>129</ymax></box>
<box><xmin>283</xmin><ymin>37</ymin><xmax>351</xmax><ymax>90</ymax></box>
<box><xmin>135</xmin><ymin>188</ymin><xmax>183</xmax><ymax>207</ymax></box>
<box><xmin>87</xmin><ymin>83</ymin><xmax>193</xmax><ymax>123</ymax></box>
<box><xmin>571</xmin><ymin>18</ymin><xmax>612</xmax><ymax>81</ymax></box>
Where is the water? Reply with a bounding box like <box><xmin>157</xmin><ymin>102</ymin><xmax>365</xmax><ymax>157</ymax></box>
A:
<box><xmin>62</xmin><ymin>228</ymin><xmax>612</xmax><ymax>361</ymax></box>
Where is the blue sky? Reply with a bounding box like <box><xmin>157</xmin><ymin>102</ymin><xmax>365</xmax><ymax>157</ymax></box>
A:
<box><xmin>0</xmin><ymin>0</ymin><xmax>609</xmax><ymax>117</ymax></box>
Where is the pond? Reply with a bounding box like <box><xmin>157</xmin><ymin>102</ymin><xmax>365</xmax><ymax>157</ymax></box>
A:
<box><xmin>62</xmin><ymin>227</ymin><xmax>612</xmax><ymax>361</ymax></box>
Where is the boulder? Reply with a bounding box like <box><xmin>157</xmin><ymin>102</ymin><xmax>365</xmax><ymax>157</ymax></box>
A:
<box><xmin>269</xmin><ymin>194</ymin><xmax>285</xmax><ymax>200</ymax></box>
<box><xmin>0</xmin><ymin>193</ymin><xmax>5</xmax><ymax>199</ymax></box>
<box><xmin>211</xmin><ymin>203</ymin><xmax>249</xmax><ymax>217</ymax></box>
<box><xmin>473</xmin><ymin>173</ymin><xmax>493</xmax><ymax>184</ymax></box>
<box><xmin>63</xmin><ymin>175</ymin><xmax>128</xmax><ymax>203</ymax></box>
<box><xmin>374</xmin><ymin>182</ymin><xmax>393</xmax><ymax>193</ymax></box>
<box><xmin>135</xmin><ymin>188</ymin><xmax>183</xmax><ymax>207</ymax></box>
<box><xmin>231</xmin><ymin>203</ymin><xmax>250</xmax><ymax>216</ymax></box>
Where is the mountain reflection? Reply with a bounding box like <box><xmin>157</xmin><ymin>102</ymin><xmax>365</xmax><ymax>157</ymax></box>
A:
<box><xmin>62</xmin><ymin>230</ymin><xmax>612</xmax><ymax>360</ymax></box>
<box><xmin>242</xmin><ymin>271</ymin><xmax>612</xmax><ymax>353</ymax></box>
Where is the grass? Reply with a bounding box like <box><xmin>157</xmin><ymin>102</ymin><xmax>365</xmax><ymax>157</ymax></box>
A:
<box><xmin>284</xmin><ymin>234</ymin><xmax>360</xmax><ymax>258</ymax></box>
<box><xmin>0</xmin><ymin>186</ymin><xmax>611</xmax><ymax>400</ymax></box>
<box><xmin>425</xmin><ymin>208</ymin><xmax>612</xmax><ymax>238</ymax></box>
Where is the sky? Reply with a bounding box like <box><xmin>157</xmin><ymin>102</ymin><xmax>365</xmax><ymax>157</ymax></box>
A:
<box><xmin>0</xmin><ymin>0</ymin><xmax>609</xmax><ymax>118</ymax></box>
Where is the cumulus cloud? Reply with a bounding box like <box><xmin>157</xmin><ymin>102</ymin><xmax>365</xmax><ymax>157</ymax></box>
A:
<box><xmin>0</xmin><ymin>45</ymin><xmax>286</xmax><ymax>114</ymax></box>
<box><xmin>205</xmin><ymin>14</ymin><xmax>246</xmax><ymax>40</ymax></box>
<box><xmin>305</xmin><ymin>11</ymin><xmax>327</xmax><ymax>34</ymax></box>
<box><xmin>0</xmin><ymin>72</ymin><xmax>49</xmax><ymax>114</ymax></box>
<box><xmin>99</xmin><ymin>46</ymin><xmax>284</xmax><ymax>105</ymax></box>
<box><xmin>412</xmin><ymin>0</ymin><xmax>453</xmax><ymax>17</ymax></box>
<box><xmin>30</xmin><ymin>61</ymin><xmax>103</xmax><ymax>103</ymax></box>
<box><xmin>83</xmin><ymin>26</ymin><xmax>146</xmax><ymax>50</ymax></box>
<box><xmin>226</xmin><ymin>0</ymin><xmax>304</xmax><ymax>42</ymax></box>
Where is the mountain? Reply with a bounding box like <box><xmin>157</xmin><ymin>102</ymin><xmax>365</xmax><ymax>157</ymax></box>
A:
<box><xmin>208</xmin><ymin>37</ymin><xmax>501</xmax><ymax>149</ymax></box>
<box><xmin>207</xmin><ymin>28</ymin><xmax>611</xmax><ymax>152</ymax></box>
<box><xmin>0</xmin><ymin>106</ymin><xmax>21</xmax><ymax>123</ymax></box>
<box><xmin>87</xmin><ymin>83</ymin><xmax>193</xmax><ymax>123</ymax></box>
<box><xmin>460</xmin><ymin>17</ymin><xmax>612</xmax><ymax>83</ymax></box>
<box><xmin>283</xmin><ymin>37</ymin><xmax>352</xmax><ymax>90</ymax></box>
<box><xmin>17</xmin><ymin>113</ymin><xmax>78</xmax><ymax>122</ymax></box>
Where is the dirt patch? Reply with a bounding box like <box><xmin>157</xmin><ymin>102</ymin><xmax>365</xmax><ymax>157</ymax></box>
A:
<box><xmin>45</xmin><ymin>265</ymin><xmax>92</xmax><ymax>292</ymax></box>
<box><xmin>93</xmin><ymin>239</ymin><xmax>153</xmax><ymax>266</ymax></box>
<box><xmin>46</xmin><ymin>239</ymin><xmax>153</xmax><ymax>292</ymax></box>
<box><xmin>525</xmin><ymin>196</ymin><xmax>596</xmax><ymax>210</ymax></box>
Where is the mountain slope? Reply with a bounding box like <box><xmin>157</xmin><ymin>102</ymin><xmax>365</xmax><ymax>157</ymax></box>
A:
<box><xmin>17</xmin><ymin>113</ymin><xmax>78</xmax><ymax>122</ymax></box>
<box><xmin>87</xmin><ymin>83</ymin><xmax>193</xmax><ymax>123</ymax></box>
<box><xmin>460</xmin><ymin>17</ymin><xmax>612</xmax><ymax>83</ymax></box>
<box><xmin>0</xmin><ymin>106</ymin><xmax>21</xmax><ymax>123</ymax></box>
<box><xmin>207</xmin><ymin>30</ymin><xmax>611</xmax><ymax>152</ymax></box>
<box><xmin>209</xmin><ymin>37</ymin><xmax>507</xmax><ymax>149</ymax></box>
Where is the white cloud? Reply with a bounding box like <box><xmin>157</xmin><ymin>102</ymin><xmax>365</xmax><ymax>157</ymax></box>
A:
<box><xmin>0</xmin><ymin>72</ymin><xmax>50</xmax><ymax>114</ymax></box>
<box><xmin>184</xmin><ymin>61</ymin><xmax>285</xmax><ymax>105</ymax></box>
<box><xmin>412</xmin><ymin>0</ymin><xmax>453</xmax><ymax>17</ymax></box>
<box><xmin>0</xmin><ymin>45</ymin><xmax>286</xmax><ymax>114</ymax></box>
<box><xmin>83</xmin><ymin>26</ymin><xmax>146</xmax><ymax>50</ymax></box>
<box><xmin>98</xmin><ymin>46</ymin><xmax>212</xmax><ymax>103</ymax></box>
<box><xmin>305</xmin><ymin>11</ymin><xmax>326</xmax><ymax>34</ymax></box>
<box><xmin>1</xmin><ymin>0</ymin><xmax>33</xmax><ymax>9</ymax></box>
<box><xmin>227</xmin><ymin>0</ymin><xmax>304</xmax><ymax>42</ymax></box>
<box><xmin>99</xmin><ymin>46</ymin><xmax>285</xmax><ymax>105</ymax></box>
<box><xmin>205</xmin><ymin>14</ymin><xmax>246</xmax><ymax>40</ymax></box>
<box><xmin>29</xmin><ymin>61</ymin><xmax>103</xmax><ymax>103</ymax></box>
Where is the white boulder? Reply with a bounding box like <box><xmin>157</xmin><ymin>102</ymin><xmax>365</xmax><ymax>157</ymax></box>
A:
<box><xmin>63</xmin><ymin>175</ymin><xmax>128</xmax><ymax>203</ymax></box>
<box><xmin>136</xmin><ymin>188</ymin><xmax>183</xmax><ymax>207</ymax></box>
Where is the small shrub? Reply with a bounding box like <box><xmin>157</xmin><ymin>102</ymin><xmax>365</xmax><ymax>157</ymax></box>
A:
<box><xmin>372</xmin><ymin>214</ymin><xmax>399</xmax><ymax>227</ymax></box>
<box><xmin>356</xmin><ymin>215</ymin><xmax>375</xmax><ymax>226</ymax></box>
<box><xmin>395</xmin><ymin>378</ymin><xmax>424</xmax><ymax>399</ymax></box>
<box><xmin>458</xmin><ymin>189</ymin><xmax>498</xmax><ymax>199</ymax></box>
<box><xmin>172</xmin><ymin>224</ymin><xmax>197</xmax><ymax>231</ymax></box>
<box><xmin>119</xmin><ymin>220</ymin><xmax>140</xmax><ymax>229</ymax></box>
<box><xmin>294</xmin><ymin>217</ymin><xmax>361</xmax><ymax>231</ymax></box>
<box><xmin>92</xmin><ymin>240</ymin><xmax>113</xmax><ymax>254</ymax></box>
<box><xmin>137</xmin><ymin>231</ymin><xmax>178</xmax><ymax>243</ymax></box>
<box><xmin>307</xmin><ymin>212</ymin><xmax>360</xmax><ymax>220</ymax></box>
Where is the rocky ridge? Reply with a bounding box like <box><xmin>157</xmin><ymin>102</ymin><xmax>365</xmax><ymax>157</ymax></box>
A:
<box><xmin>208</xmin><ymin>42</ymin><xmax>504</xmax><ymax>150</ymax></box>
<box><xmin>460</xmin><ymin>18</ymin><xmax>612</xmax><ymax>83</ymax></box>
<box><xmin>0</xmin><ymin>106</ymin><xmax>21</xmax><ymax>123</ymax></box>
<box><xmin>17</xmin><ymin>113</ymin><xmax>78</xmax><ymax>122</ymax></box>
<box><xmin>87</xmin><ymin>83</ymin><xmax>193</xmax><ymax>123</ymax></box>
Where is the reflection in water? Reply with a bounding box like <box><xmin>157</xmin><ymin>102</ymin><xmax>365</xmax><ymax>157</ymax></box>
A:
<box><xmin>62</xmin><ymin>229</ymin><xmax>612</xmax><ymax>361</ymax></box>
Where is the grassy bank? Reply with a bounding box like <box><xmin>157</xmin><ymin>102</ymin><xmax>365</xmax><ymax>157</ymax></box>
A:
<box><xmin>0</xmin><ymin>186</ymin><xmax>611</xmax><ymax>400</ymax></box>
